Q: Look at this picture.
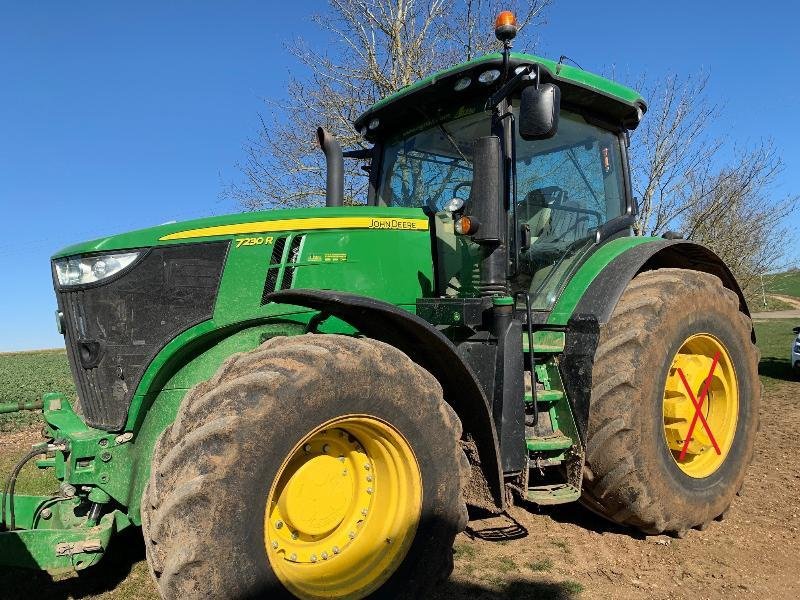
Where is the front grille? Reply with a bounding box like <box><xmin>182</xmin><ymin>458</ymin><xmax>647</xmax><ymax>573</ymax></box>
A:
<box><xmin>54</xmin><ymin>242</ymin><xmax>229</xmax><ymax>430</ymax></box>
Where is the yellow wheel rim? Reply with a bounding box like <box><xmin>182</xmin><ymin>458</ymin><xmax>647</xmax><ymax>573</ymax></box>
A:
<box><xmin>264</xmin><ymin>415</ymin><xmax>422</xmax><ymax>599</ymax></box>
<box><xmin>662</xmin><ymin>333</ymin><xmax>739</xmax><ymax>478</ymax></box>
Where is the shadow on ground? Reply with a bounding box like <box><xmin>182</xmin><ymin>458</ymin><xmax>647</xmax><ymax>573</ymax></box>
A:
<box><xmin>433</xmin><ymin>578</ymin><xmax>582</xmax><ymax>599</ymax></box>
<box><xmin>0</xmin><ymin>527</ymin><xmax>145</xmax><ymax>600</ymax></box>
<box><xmin>759</xmin><ymin>358</ymin><xmax>798</xmax><ymax>383</ymax></box>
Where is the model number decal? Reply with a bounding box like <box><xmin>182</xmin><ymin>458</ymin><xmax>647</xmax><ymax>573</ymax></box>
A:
<box><xmin>235</xmin><ymin>236</ymin><xmax>274</xmax><ymax>248</ymax></box>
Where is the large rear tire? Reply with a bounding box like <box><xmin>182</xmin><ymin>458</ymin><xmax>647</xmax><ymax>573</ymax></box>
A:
<box><xmin>141</xmin><ymin>334</ymin><xmax>469</xmax><ymax>599</ymax></box>
<box><xmin>581</xmin><ymin>269</ymin><xmax>760</xmax><ymax>535</ymax></box>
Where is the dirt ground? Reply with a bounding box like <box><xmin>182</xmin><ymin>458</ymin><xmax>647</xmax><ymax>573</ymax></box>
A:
<box><xmin>434</xmin><ymin>377</ymin><xmax>800</xmax><ymax>599</ymax></box>
<box><xmin>1</xmin><ymin>328</ymin><xmax>798</xmax><ymax>599</ymax></box>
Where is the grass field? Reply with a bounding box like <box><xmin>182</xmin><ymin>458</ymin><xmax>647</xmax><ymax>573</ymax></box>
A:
<box><xmin>0</xmin><ymin>319</ymin><xmax>798</xmax><ymax>599</ymax></box>
<box><xmin>765</xmin><ymin>270</ymin><xmax>800</xmax><ymax>298</ymax></box>
<box><xmin>0</xmin><ymin>349</ymin><xmax>75</xmax><ymax>432</ymax></box>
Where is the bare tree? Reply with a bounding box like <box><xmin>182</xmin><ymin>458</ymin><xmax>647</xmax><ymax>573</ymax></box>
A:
<box><xmin>227</xmin><ymin>0</ymin><xmax>551</xmax><ymax>209</ymax></box>
<box><xmin>630</xmin><ymin>73</ymin><xmax>797</xmax><ymax>298</ymax></box>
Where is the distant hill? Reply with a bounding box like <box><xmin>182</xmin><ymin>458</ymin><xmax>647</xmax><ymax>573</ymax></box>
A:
<box><xmin>765</xmin><ymin>270</ymin><xmax>800</xmax><ymax>298</ymax></box>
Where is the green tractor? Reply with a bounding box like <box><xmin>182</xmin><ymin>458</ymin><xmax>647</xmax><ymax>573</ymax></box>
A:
<box><xmin>0</xmin><ymin>13</ymin><xmax>759</xmax><ymax>600</ymax></box>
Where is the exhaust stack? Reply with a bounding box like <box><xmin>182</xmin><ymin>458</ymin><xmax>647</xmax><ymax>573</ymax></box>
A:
<box><xmin>316</xmin><ymin>127</ymin><xmax>344</xmax><ymax>207</ymax></box>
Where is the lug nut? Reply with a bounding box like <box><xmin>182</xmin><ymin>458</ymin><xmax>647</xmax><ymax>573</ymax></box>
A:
<box><xmin>349</xmin><ymin>531</ymin><xmax>356</xmax><ymax>539</ymax></box>
<box><xmin>366</xmin><ymin>487</ymin><xmax>373</xmax><ymax>494</ymax></box>
<box><xmin>275</xmin><ymin>520</ymin><xmax>284</xmax><ymax>529</ymax></box>
<box><xmin>366</xmin><ymin>475</ymin><xmax>373</xmax><ymax>482</ymax></box>
<box><xmin>290</xmin><ymin>553</ymin><xmax>297</xmax><ymax>561</ymax></box>
<box><xmin>310</xmin><ymin>554</ymin><xmax>318</xmax><ymax>563</ymax></box>
<box><xmin>40</xmin><ymin>508</ymin><xmax>52</xmax><ymax>520</ymax></box>
<box><xmin>364</xmin><ymin>464</ymin><xmax>370</xmax><ymax>470</ymax></box>
<box><xmin>291</xmin><ymin>532</ymin><xmax>299</xmax><ymax>540</ymax></box>
<box><xmin>322</xmin><ymin>444</ymin><xmax>330</xmax><ymax>453</ymax></box>
<box><xmin>321</xmin><ymin>552</ymin><xmax>329</xmax><ymax>560</ymax></box>
<box><xmin>271</xmin><ymin>541</ymin><xmax>279</xmax><ymax>549</ymax></box>
<box><xmin>332</xmin><ymin>546</ymin><xmax>340</xmax><ymax>554</ymax></box>
<box><xmin>304</xmin><ymin>444</ymin><xmax>312</xmax><ymax>452</ymax></box>
<box><xmin>361</xmin><ymin>509</ymin><xmax>368</xmax><ymax>516</ymax></box>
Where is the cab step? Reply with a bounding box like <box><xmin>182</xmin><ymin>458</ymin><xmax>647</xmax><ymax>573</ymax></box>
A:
<box><xmin>524</xmin><ymin>390</ymin><xmax>564</xmax><ymax>404</ymax></box>
<box><xmin>526</xmin><ymin>483</ymin><xmax>581</xmax><ymax>505</ymax></box>
<box><xmin>526</xmin><ymin>434</ymin><xmax>573</xmax><ymax>452</ymax></box>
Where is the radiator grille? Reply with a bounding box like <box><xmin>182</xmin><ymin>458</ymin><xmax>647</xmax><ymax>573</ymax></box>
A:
<box><xmin>54</xmin><ymin>242</ymin><xmax>228</xmax><ymax>430</ymax></box>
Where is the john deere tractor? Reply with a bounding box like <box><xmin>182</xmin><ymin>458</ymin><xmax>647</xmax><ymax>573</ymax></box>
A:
<box><xmin>0</xmin><ymin>12</ymin><xmax>759</xmax><ymax>599</ymax></box>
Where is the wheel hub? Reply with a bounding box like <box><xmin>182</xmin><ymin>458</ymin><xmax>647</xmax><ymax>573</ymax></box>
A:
<box><xmin>662</xmin><ymin>333</ymin><xmax>739</xmax><ymax>478</ymax></box>
<box><xmin>264</xmin><ymin>416</ymin><xmax>422</xmax><ymax>599</ymax></box>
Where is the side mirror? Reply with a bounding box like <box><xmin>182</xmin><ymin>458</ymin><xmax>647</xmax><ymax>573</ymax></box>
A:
<box><xmin>518</xmin><ymin>84</ymin><xmax>560</xmax><ymax>141</ymax></box>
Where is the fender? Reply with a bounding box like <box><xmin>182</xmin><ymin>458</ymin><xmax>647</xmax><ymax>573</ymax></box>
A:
<box><xmin>557</xmin><ymin>239</ymin><xmax>751</xmax><ymax>444</ymax></box>
<box><xmin>266</xmin><ymin>288</ymin><xmax>505</xmax><ymax>510</ymax></box>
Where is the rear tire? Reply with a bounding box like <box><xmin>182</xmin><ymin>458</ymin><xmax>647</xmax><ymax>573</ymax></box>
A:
<box><xmin>141</xmin><ymin>334</ymin><xmax>469</xmax><ymax>599</ymax></box>
<box><xmin>581</xmin><ymin>269</ymin><xmax>760</xmax><ymax>534</ymax></box>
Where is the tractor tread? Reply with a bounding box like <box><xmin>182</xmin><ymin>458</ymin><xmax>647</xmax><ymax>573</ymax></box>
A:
<box><xmin>141</xmin><ymin>334</ymin><xmax>468</xmax><ymax>599</ymax></box>
<box><xmin>580</xmin><ymin>268</ymin><xmax>760</xmax><ymax>535</ymax></box>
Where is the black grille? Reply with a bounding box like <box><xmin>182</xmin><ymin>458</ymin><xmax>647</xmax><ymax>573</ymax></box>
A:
<box><xmin>54</xmin><ymin>242</ymin><xmax>229</xmax><ymax>430</ymax></box>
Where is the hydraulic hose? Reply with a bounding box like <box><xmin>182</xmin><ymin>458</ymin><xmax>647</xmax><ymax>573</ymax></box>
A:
<box><xmin>2</xmin><ymin>444</ymin><xmax>48</xmax><ymax>531</ymax></box>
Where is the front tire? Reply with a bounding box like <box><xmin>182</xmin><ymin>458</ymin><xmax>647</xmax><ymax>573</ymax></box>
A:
<box><xmin>141</xmin><ymin>334</ymin><xmax>469</xmax><ymax>599</ymax></box>
<box><xmin>581</xmin><ymin>269</ymin><xmax>760</xmax><ymax>535</ymax></box>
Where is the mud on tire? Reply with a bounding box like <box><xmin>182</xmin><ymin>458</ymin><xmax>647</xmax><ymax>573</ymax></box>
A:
<box><xmin>141</xmin><ymin>334</ymin><xmax>469</xmax><ymax>599</ymax></box>
<box><xmin>580</xmin><ymin>269</ymin><xmax>760</xmax><ymax>535</ymax></box>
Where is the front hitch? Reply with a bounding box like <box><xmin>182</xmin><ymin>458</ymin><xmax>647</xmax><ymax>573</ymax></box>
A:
<box><xmin>0</xmin><ymin>393</ymin><xmax>132</xmax><ymax>573</ymax></box>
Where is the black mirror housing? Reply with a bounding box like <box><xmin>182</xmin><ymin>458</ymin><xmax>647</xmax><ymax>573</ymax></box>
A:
<box><xmin>518</xmin><ymin>84</ymin><xmax>560</xmax><ymax>141</ymax></box>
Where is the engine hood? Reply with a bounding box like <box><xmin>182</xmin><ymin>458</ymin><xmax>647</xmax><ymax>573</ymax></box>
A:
<box><xmin>52</xmin><ymin>206</ymin><xmax>430</xmax><ymax>259</ymax></box>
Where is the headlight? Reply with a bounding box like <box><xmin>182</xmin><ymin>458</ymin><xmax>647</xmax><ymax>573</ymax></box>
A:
<box><xmin>54</xmin><ymin>251</ymin><xmax>141</xmax><ymax>286</ymax></box>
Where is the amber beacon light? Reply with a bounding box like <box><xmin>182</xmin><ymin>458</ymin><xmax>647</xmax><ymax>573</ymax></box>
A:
<box><xmin>494</xmin><ymin>10</ymin><xmax>518</xmax><ymax>42</ymax></box>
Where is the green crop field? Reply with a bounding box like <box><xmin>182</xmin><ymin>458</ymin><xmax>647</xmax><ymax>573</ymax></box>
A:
<box><xmin>0</xmin><ymin>350</ymin><xmax>74</xmax><ymax>432</ymax></box>
<box><xmin>765</xmin><ymin>270</ymin><xmax>800</xmax><ymax>298</ymax></box>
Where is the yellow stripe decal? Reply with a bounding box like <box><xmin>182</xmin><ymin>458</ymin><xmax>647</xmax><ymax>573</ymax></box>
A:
<box><xmin>160</xmin><ymin>216</ymin><xmax>430</xmax><ymax>241</ymax></box>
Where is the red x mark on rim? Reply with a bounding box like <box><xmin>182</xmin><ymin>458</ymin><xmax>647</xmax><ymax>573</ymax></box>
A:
<box><xmin>675</xmin><ymin>351</ymin><xmax>722</xmax><ymax>462</ymax></box>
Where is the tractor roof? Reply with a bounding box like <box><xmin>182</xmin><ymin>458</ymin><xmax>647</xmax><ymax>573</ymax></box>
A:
<box><xmin>354</xmin><ymin>52</ymin><xmax>647</xmax><ymax>138</ymax></box>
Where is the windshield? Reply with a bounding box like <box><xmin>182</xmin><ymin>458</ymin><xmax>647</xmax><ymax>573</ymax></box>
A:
<box><xmin>377</xmin><ymin>111</ymin><xmax>490</xmax><ymax>211</ymax></box>
<box><xmin>378</xmin><ymin>107</ymin><xmax>628</xmax><ymax>309</ymax></box>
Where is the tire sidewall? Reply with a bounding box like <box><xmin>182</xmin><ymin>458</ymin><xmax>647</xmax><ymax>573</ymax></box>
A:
<box><xmin>635</xmin><ymin>297</ymin><xmax>758</xmax><ymax>519</ymax></box>
<box><xmin>201</xmin><ymin>354</ymin><xmax>461</xmax><ymax>599</ymax></box>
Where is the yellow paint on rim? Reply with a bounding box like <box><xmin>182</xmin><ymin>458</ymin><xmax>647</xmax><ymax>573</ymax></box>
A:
<box><xmin>160</xmin><ymin>217</ymin><xmax>429</xmax><ymax>240</ymax></box>
<box><xmin>264</xmin><ymin>415</ymin><xmax>422</xmax><ymax>599</ymax></box>
<box><xmin>662</xmin><ymin>333</ymin><xmax>739</xmax><ymax>478</ymax></box>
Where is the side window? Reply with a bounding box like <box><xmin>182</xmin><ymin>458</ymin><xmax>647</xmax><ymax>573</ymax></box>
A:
<box><xmin>514</xmin><ymin>111</ymin><xmax>627</xmax><ymax>308</ymax></box>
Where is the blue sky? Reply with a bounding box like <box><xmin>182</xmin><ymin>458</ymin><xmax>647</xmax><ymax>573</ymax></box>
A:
<box><xmin>1</xmin><ymin>0</ymin><xmax>798</xmax><ymax>351</ymax></box>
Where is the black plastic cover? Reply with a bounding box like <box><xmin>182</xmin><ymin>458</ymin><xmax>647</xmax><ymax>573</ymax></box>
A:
<box><xmin>54</xmin><ymin>242</ymin><xmax>228</xmax><ymax>430</ymax></box>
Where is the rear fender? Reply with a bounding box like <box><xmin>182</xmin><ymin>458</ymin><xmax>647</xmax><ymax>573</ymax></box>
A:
<box><xmin>558</xmin><ymin>240</ymin><xmax>751</xmax><ymax>444</ymax></box>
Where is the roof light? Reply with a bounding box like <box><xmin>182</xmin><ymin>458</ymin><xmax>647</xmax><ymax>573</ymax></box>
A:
<box><xmin>454</xmin><ymin>76</ymin><xmax>472</xmax><ymax>91</ymax></box>
<box><xmin>478</xmin><ymin>69</ymin><xmax>501</xmax><ymax>85</ymax></box>
<box><xmin>494</xmin><ymin>10</ymin><xmax>518</xmax><ymax>43</ymax></box>
<box><xmin>368</xmin><ymin>118</ymin><xmax>380</xmax><ymax>130</ymax></box>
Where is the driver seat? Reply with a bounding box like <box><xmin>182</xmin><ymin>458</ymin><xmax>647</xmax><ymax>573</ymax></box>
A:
<box><xmin>518</xmin><ymin>186</ymin><xmax>563</xmax><ymax>241</ymax></box>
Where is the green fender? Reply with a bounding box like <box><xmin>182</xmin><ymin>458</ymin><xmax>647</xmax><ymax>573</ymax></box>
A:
<box><xmin>550</xmin><ymin>237</ymin><xmax>751</xmax><ymax>445</ymax></box>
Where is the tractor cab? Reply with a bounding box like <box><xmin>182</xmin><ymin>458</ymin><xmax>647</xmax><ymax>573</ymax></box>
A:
<box><xmin>348</xmin><ymin>46</ymin><xmax>645</xmax><ymax>311</ymax></box>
